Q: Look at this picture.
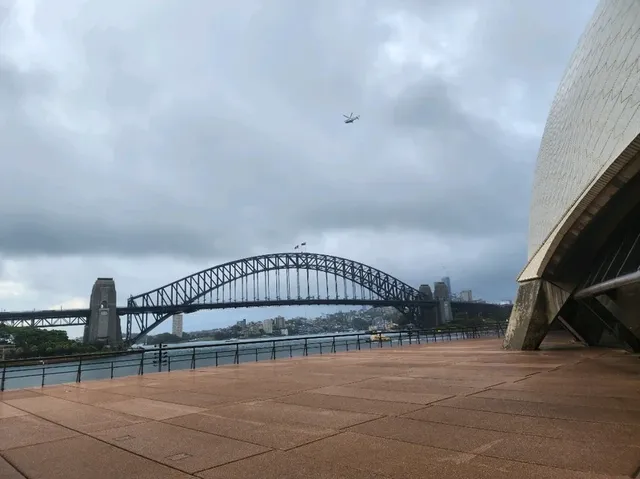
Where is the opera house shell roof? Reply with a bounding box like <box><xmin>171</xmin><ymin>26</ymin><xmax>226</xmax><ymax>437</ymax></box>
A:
<box><xmin>506</xmin><ymin>0</ymin><xmax>640</xmax><ymax>351</ymax></box>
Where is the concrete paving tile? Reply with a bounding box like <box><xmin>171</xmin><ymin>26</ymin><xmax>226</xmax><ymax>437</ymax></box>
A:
<box><xmin>405</xmin><ymin>405</ymin><xmax>640</xmax><ymax>446</ymax></box>
<box><xmin>349</xmin><ymin>416</ymin><xmax>507</xmax><ymax>452</ymax></box>
<box><xmin>292</xmin><ymin>431</ymin><xmax>617</xmax><ymax>479</ymax></box>
<box><xmin>469</xmin><ymin>456</ymin><xmax>631</xmax><ymax>479</ymax></box>
<box><xmin>167</xmin><ymin>412</ymin><xmax>336</xmax><ymax>450</ymax></box>
<box><xmin>494</xmin><ymin>379</ymin><xmax>640</xmax><ymax>399</ymax></box>
<box><xmin>472</xmin><ymin>387</ymin><xmax>640</xmax><ymax>411</ymax></box>
<box><xmin>143</xmin><ymin>390</ymin><xmax>240</xmax><ymax>408</ymax></box>
<box><xmin>347</xmin><ymin>376</ymin><xmax>483</xmax><ymax>395</ymax></box>
<box><xmin>0</xmin><ymin>456</ymin><xmax>26</xmax><ymax>479</ymax></box>
<box><xmin>0</xmin><ymin>415</ymin><xmax>79</xmax><ymax>450</ymax></box>
<box><xmin>33</xmin><ymin>402</ymin><xmax>147</xmax><ymax>433</ymax></box>
<box><xmin>481</xmin><ymin>431</ymin><xmax>640</xmax><ymax>476</ymax></box>
<box><xmin>403</xmin><ymin>367</ymin><xmax>522</xmax><ymax>382</ymax></box>
<box><xmin>349</xmin><ymin>416</ymin><xmax>639</xmax><ymax>475</ymax></box>
<box><xmin>2</xmin><ymin>435</ymin><xmax>192</xmax><ymax>479</ymax></box>
<box><xmin>97</xmin><ymin>397</ymin><xmax>206</xmax><ymax>420</ymax></box>
<box><xmin>204</xmin><ymin>400</ymin><xmax>379</xmax><ymax>429</ymax></box>
<box><xmin>0</xmin><ymin>402</ymin><xmax>27</xmax><ymax>418</ymax></box>
<box><xmin>0</xmin><ymin>389</ymin><xmax>43</xmax><ymax>401</ymax></box>
<box><xmin>39</xmin><ymin>385</ymin><xmax>131</xmax><ymax>405</ymax></box>
<box><xmin>312</xmin><ymin>385</ymin><xmax>452</xmax><ymax>405</ymax></box>
<box><xmin>91</xmin><ymin>421</ymin><xmax>269</xmax><ymax>473</ymax></box>
<box><xmin>439</xmin><ymin>395</ymin><xmax>640</xmax><ymax>424</ymax></box>
<box><xmin>97</xmin><ymin>384</ymin><xmax>182</xmax><ymax>398</ymax></box>
<box><xmin>196</xmin><ymin>450</ymin><xmax>387</xmax><ymax>478</ymax></box>
<box><xmin>273</xmin><ymin>391</ymin><xmax>425</xmax><ymax>416</ymax></box>
<box><xmin>73</xmin><ymin>377</ymin><xmax>150</xmax><ymax>389</ymax></box>
<box><xmin>4</xmin><ymin>395</ymin><xmax>75</xmax><ymax>413</ymax></box>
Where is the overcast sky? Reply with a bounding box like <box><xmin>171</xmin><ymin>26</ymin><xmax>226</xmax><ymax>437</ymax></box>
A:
<box><xmin>0</xmin><ymin>0</ymin><xmax>598</xmax><ymax>334</ymax></box>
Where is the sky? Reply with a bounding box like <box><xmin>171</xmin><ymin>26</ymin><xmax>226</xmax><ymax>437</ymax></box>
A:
<box><xmin>0</xmin><ymin>0</ymin><xmax>598</xmax><ymax>336</ymax></box>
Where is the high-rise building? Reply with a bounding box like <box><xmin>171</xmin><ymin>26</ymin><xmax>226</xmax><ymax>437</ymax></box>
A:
<box><xmin>418</xmin><ymin>284</ymin><xmax>433</xmax><ymax>300</ymax></box>
<box><xmin>262</xmin><ymin>318</ymin><xmax>273</xmax><ymax>334</ymax></box>
<box><xmin>459</xmin><ymin>290</ymin><xmax>472</xmax><ymax>302</ymax></box>
<box><xmin>274</xmin><ymin>316</ymin><xmax>286</xmax><ymax>329</ymax></box>
<box><xmin>236</xmin><ymin>319</ymin><xmax>247</xmax><ymax>328</ymax></box>
<box><xmin>172</xmin><ymin>313</ymin><xmax>184</xmax><ymax>338</ymax></box>
<box><xmin>441</xmin><ymin>277</ymin><xmax>452</xmax><ymax>299</ymax></box>
<box><xmin>433</xmin><ymin>282</ymin><xmax>449</xmax><ymax>301</ymax></box>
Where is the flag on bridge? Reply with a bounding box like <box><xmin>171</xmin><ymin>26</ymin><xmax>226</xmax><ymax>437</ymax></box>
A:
<box><xmin>301</xmin><ymin>242</ymin><xmax>307</xmax><ymax>246</ymax></box>
<box><xmin>294</xmin><ymin>244</ymin><xmax>300</xmax><ymax>250</ymax></box>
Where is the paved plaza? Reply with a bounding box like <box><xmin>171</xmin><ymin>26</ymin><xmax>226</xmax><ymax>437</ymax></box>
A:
<box><xmin>0</xmin><ymin>335</ymin><xmax>639</xmax><ymax>478</ymax></box>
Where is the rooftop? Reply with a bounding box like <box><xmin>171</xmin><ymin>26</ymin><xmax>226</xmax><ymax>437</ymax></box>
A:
<box><xmin>0</xmin><ymin>334</ymin><xmax>638</xmax><ymax>478</ymax></box>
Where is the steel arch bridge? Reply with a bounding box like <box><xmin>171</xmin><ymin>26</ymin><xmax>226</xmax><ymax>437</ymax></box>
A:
<box><xmin>126</xmin><ymin>252</ymin><xmax>434</xmax><ymax>341</ymax></box>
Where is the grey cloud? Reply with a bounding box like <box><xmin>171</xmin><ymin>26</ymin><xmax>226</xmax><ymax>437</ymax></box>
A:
<box><xmin>0</xmin><ymin>0</ymin><xmax>598</xmax><ymax>302</ymax></box>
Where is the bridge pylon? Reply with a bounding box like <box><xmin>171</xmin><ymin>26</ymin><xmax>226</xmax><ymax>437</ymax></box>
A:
<box><xmin>83</xmin><ymin>278</ymin><xmax>122</xmax><ymax>346</ymax></box>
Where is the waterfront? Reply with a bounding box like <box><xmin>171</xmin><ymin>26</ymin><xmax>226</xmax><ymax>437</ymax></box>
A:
<box><xmin>1</xmin><ymin>335</ymin><xmax>637</xmax><ymax>478</ymax></box>
<box><xmin>1</xmin><ymin>329</ymin><xmax>491</xmax><ymax>391</ymax></box>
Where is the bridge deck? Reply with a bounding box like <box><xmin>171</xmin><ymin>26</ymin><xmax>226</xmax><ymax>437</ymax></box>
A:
<box><xmin>0</xmin><ymin>335</ymin><xmax>638</xmax><ymax>478</ymax></box>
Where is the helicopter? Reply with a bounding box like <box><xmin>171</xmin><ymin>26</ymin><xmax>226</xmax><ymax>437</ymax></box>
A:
<box><xmin>343</xmin><ymin>112</ymin><xmax>360</xmax><ymax>124</ymax></box>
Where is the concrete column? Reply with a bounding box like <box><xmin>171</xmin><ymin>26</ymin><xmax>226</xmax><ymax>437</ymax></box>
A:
<box><xmin>503</xmin><ymin>279</ymin><xmax>570</xmax><ymax>350</ymax></box>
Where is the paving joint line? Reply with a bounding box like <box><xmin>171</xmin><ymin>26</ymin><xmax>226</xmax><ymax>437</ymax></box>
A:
<box><xmin>396</xmin><ymin>413</ymin><xmax>638</xmax><ymax>447</ymax></box>
<box><xmin>2</xmin><ymin>405</ymin><xmax>194</xmax><ymax>477</ymax></box>
<box><xmin>0</xmin><ymin>450</ymin><xmax>32</xmax><ymax>479</ymax></box>
<box><xmin>434</xmin><ymin>403</ymin><xmax>636</xmax><ymax>427</ymax></box>
<box><xmin>342</xmin><ymin>430</ymin><xmax>606</xmax><ymax>476</ymax></box>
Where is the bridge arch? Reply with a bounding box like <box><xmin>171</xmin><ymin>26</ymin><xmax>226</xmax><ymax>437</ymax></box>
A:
<box><xmin>126</xmin><ymin>252</ymin><xmax>432</xmax><ymax>341</ymax></box>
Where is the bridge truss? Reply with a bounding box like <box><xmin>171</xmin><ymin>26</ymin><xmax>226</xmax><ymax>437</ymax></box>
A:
<box><xmin>126</xmin><ymin>252</ymin><xmax>434</xmax><ymax>341</ymax></box>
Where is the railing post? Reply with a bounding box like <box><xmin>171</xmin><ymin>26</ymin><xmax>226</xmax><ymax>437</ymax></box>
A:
<box><xmin>0</xmin><ymin>364</ymin><xmax>5</xmax><ymax>392</ymax></box>
<box><xmin>357</xmin><ymin>334</ymin><xmax>361</xmax><ymax>350</ymax></box>
<box><xmin>234</xmin><ymin>344</ymin><xmax>240</xmax><ymax>364</ymax></box>
<box><xmin>399</xmin><ymin>331</ymin><xmax>403</xmax><ymax>346</ymax></box>
<box><xmin>167</xmin><ymin>356</ymin><xmax>171</xmax><ymax>372</ymax></box>
<box><xmin>215</xmin><ymin>351</ymin><xmax>218</xmax><ymax>367</ymax></box>
<box><xmin>331</xmin><ymin>337</ymin><xmax>336</xmax><ymax>353</ymax></box>
<box><xmin>417</xmin><ymin>330</ymin><xmax>421</xmax><ymax>344</ymax></box>
<box><xmin>408</xmin><ymin>331</ymin><xmax>412</xmax><ymax>345</ymax></box>
<box><xmin>345</xmin><ymin>340</ymin><xmax>349</xmax><ymax>352</ymax></box>
<box><xmin>289</xmin><ymin>344</ymin><xmax>293</xmax><ymax>358</ymax></box>
<box><xmin>110</xmin><ymin>361</ymin><xmax>114</xmax><ymax>379</ymax></box>
<box><xmin>76</xmin><ymin>358</ymin><xmax>83</xmax><ymax>382</ymax></box>
<box><xmin>41</xmin><ymin>366</ymin><xmax>46</xmax><ymax>388</ymax></box>
<box><xmin>138</xmin><ymin>351</ymin><xmax>145</xmax><ymax>375</ymax></box>
<box><xmin>190</xmin><ymin>348</ymin><xmax>196</xmax><ymax>369</ymax></box>
<box><xmin>255</xmin><ymin>348</ymin><xmax>258</xmax><ymax>362</ymax></box>
<box><xmin>158</xmin><ymin>344</ymin><xmax>163</xmax><ymax>373</ymax></box>
<box><xmin>304</xmin><ymin>339</ymin><xmax>308</xmax><ymax>357</ymax></box>
<box><xmin>271</xmin><ymin>341</ymin><xmax>276</xmax><ymax>360</ymax></box>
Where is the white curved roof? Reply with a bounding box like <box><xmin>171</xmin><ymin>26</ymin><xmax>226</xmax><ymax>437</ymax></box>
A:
<box><xmin>522</xmin><ymin>0</ymin><xmax>640</xmax><ymax>280</ymax></box>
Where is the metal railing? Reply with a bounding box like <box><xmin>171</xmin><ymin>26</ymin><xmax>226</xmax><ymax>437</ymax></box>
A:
<box><xmin>0</xmin><ymin>323</ymin><xmax>506</xmax><ymax>391</ymax></box>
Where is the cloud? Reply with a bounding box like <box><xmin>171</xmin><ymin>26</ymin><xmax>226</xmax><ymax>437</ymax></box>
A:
<box><xmin>0</xmin><ymin>0</ymin><xmax>599</xmax><ymax>329</ymax></box>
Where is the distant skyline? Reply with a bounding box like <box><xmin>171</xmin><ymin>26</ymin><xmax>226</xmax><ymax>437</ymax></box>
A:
<box><xmin>0</xmin><ymin>0</ymin><xmax>598</xmax><ymax>335</ymax></box>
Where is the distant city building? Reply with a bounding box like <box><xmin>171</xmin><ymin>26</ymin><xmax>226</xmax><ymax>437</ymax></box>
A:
<box><xmin>274</xmin><ymin>316</ymin><xmax>286</xmax><ymax>329</ymax></box>
<box><xmin>172</xmin><ymin>313</ymin><xmax>184</xmax><ymax>338</ymax></box>
<box><xmin>262</xmin><ymin>318</ymin><xmax>273</xmax><ymax>334</ymax></box>
<box><xmin>441</xmin><ymin>277</ymin><xmax>452</xmax><ymax>300</ymax></box>
<box><xmin>418</xmin><ymin>284</ymin><xmax>433</xmax><ymax>300</ymax></box>
<box><xmin>433</xmin><ymin>282</ymin><xmax>449</xmax><ymax>301</ymax></box>
<box><xmin>236</xmin><ymin>319</ymin><xmax>247</xmax><ymax>328</ymax></box>
<box><xmin>459</xmin><ymin>290</ymin><xmax>472</xmax><ymax>302</ymax></box>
